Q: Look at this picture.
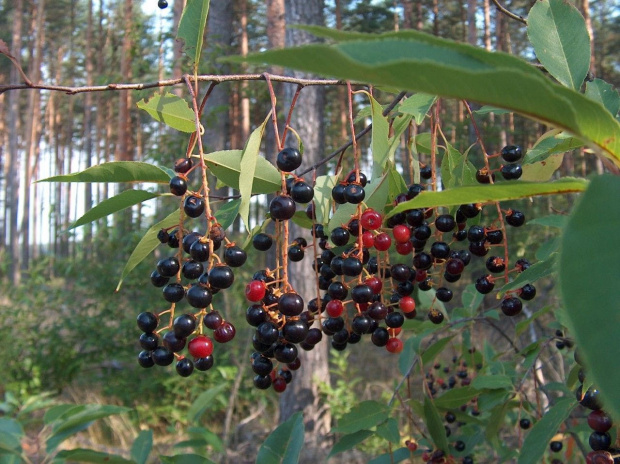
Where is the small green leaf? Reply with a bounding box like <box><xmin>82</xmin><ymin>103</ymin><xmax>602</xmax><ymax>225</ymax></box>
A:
<box><xmin>136</xmin><ymin>92</ymin><xmax>197</xmax><ymax>133</ymax></box>
<box><xmin>585</xmin><ymin>78</ymin><xmax>620</xmax><ymax>116</ymax></box>
<box><xmin>461</xmin><ymin>283</ymin><xmax>484</xmax><ymax>315</ymax></box>
<box><xmin>255</xmin><ymin>412</ymin><xmax>304</xmax><ymax>464</ymax></box>
<box><xmin>560</xmin><ymin>175</ymin><xmax>620</xmax><ymax>420</ymax></box>
<box><xmin>365</xmin><ymin>173</ymin><xmax>390</xmax><ymax>213</ymax></box>
<box><xmin>333</xmin><ymin>401</ymin><xmax>390</xmax><ymax>434</ymax></box>
<box><xmin>527</xmin><ymin>0</ymin><xmax>590</xmax><ymax>89</ymax></box>
<box><xmin>515</xmin><ymin>306</ymin><xmax>552</xmax><ymax>337</ymax></box>
<box><xmin>290</xmin><ymin>211</ymin><xmax>314</xmax><ymax>230</ymax></box>
<box><xmin>70</xmin><ymin>190</ymin><xmax>160</xmax><ymax>230</ymax></box>
<box><xmin>0</xmin><ymin>418</ymin><xmax>22</xmax><ymax>452</ymax></box>
<box><xmin>524</xmin><ymin>131</ymin><xmax>583</xmax><ymax>164</ymax></box>
<box><xmin>498</xmin><ymin>253</ymin><xmax>557</xmax><ymax>296</ymax></box>
<box><xmin>485</xmin><ymin>403</ymin><xmax>509</xmax><ymax>447</ymax></box>
<box><xmin>161</xmin><ymin>454</ymin><xmax>215</xmax><ymax>464</ymax></box>
<box><xmin>398</xmin><ymin>93</ymin><xmax>436</xmax><ymax>123</ymax></box>
<box><xmin>204</xmin><ymin>150</ymin><xmax>281</xmax><ymax>194</ymax></box>
<box><xmin>388</xmin><ymin>179</ymin><xmax>587</xmax><ymax>217</ymax></box>
<box><xmin>520</xmin><ymin>153</ymin><xmax>564</xmax><ymax>182</ymax></box>
<box><xmin>420</xmin><ymin>335</ymin><xmax>456</xmax><ymax>365</ymax></box>
<box><xmin>55</xmin><ymin>449</ymin><xmax>135</xmax><ymax>464</ymax></box>
<box><xmin>368</xmin><ymin>94</ymin><xmax>391</xmax><ymax>179</ymax></box>
<box><xmin>474</xmin><ymin>105</ymin><xmax>512</xmax><ymax>115</ymax></box>
<box><xmin>433</xmin><ymin>386</ymin><xmax>480</xmax><ymax>410</ymax></box>
<box><xmin>471</xmin><ymin>375</ymin><xmax>513</xmax><ymax>390</ymax></box>
<box><xmin>527</xmin><ymin>214</ymin><xmax>568</xmax><ymax>229</ymax></box>
<box><xmin>176</xmin><ymin>0</ymin><xmax>210</xmax><ymax>69</ymax></box>
<box><xmin>440</xmin><ymin>143</ymin><xmax>477</xmax><ymax>189</ymax></box>
<box><xmin>328</xmin><ymin>430</ymin><xmax>374</xmax><ymax>457</ymax></box>
<box><xmin>375</xmin><ymin>418</ymin><xmax>400</xmax><ymax>443</ymax></box>
<box><xmin>313</xmin><ymin>174</ymin><xmax>338</xmax><ymax>224</ymax></box>
<box><xmin>188</xmin><ymin>384</ymin><xmax>228</xmax><ymax>424</ymax></box>
<box><xmin>37</xmin><ymin>161</ymin><xmax>171</xmax><ymax>184</ymax></box>
<box><xmin>517</xmin><ymin>398</ymin><xmax>577</xmax><ymax>464</ymax></box>
<box><xmin>239</xmin><ymin>113</ymin><xmax>271</xmax><ymax>231</ymax></box>
<box><xmin>423</xmin><ymin>397</ymin><xmax>449</xmax><ymax>453</ymax></box>
<box><xmin>116</xmin><ymin>210</ymin><xmax>180</xmax><ymax>291</ymax></box>
<box><xmin>387</xmin><ymin>166</ymin><xmax>408</xmax><ymax>204</ymax></box>
<box><xmin>131</xmin><ymin>430</ymin><xmax>153</xmax><ymax>464</ymax></box>
<box><xmin>367</xmin><ymin>447</ymin><xmax>410</xmax><ymax>464</ymax></box>
<box><xmin>214</xmin><ymin>199</ymin><xmax>241</xmax><ymax>230</ymax></box>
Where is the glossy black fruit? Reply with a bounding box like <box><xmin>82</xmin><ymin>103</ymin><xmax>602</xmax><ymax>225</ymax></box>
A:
<box><xmin>501</xmin><ymin>145</ymin><xmax>523</xmax><ymax>163</ymax></box>
<box><xmin>208</xmin><ymin>265</ymin><xmax>235</xmax><ymax>289</ymax></box>
<box><xmin>253</xmin><ymin>233</ymin><xmax>273</xmax><ymax>251</ymax></box>
<box><xmin>184</xmin><ymin>195</ymin><xmax>205</xmax><ymax>218</ymax></box>
<box><xmin>269</xmin><ymin>195</ymin><xmax>296</xmax><ymax>220</ymax></box>
<box><xmin>224</xmin><ymin>245</ymin><xmax>247</xmax><ymax>267</ymax></box>
<box><xmin>137</xmin><ymin>312</ymin><xmax>159</xmax><ymax>333</ymax></box>
<box><xmin>276</xmin><ymin>147</ymin><xmax>302</xmax><ymax>172</ymax></box>
<box><xmin>291</xmin><ymin>181</ymin><xmax>314</xmax><ymax>203</ymax></box>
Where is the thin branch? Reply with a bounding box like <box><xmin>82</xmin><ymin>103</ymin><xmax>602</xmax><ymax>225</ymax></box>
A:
<box><xmin>490</xmin><ymin>0</ymin><xmax>527</xmax><ymax>25</ymax></box>
<box><xmin>0</xmin><ymin>73</ymin><xmax>355</xmax><ymax>95</ymax></box>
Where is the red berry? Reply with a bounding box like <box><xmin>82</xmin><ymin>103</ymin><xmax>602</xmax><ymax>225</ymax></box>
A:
<box><xmin>188</xmin><ymin>335</ymin><xmax>214</xmax><ymax>358</ymax></box>
<box><xmin>405</xmin><ymin>440</ymin><xmax>418</xmax><ymax>452</ymax></box>
<box><xmin>245</xmin><ymin>280</ymin><xmax>266</xmax><ymax>302</ymax></box>
<box><xmin>365</xmin><ymin>276</ymin><xmax>383</xmax><ymax>294</ymax></box>
<box><xmin>386</xmin><ymin>337</ymin><xmax>403</xmax><ymax>353</ymax></box>
<box><xmin>400</xmin><ymin>296</ymin><xmax>416</xmax><ymax>314</ymax></box>
<box><xmin>588</xmin><ymin>410</ymin><xmax>613</xmax><ymax>433</ymax></box>
<box><xmin>396</xmin><ymin>241</ymin><xmax>413</xmax><ymax>255</ymax></box>
<box><xmin>273</xmin><ymin>377</ymin><xmax>287</xmax><ymax>393</ymax></box>
<box><xmin>326</xmin><ymin>299</ymin><xmax>344</xmax><ymax>318</ymax></box>
<box><xmin>586</xmin><ymin>451</ymin><xmax>613</xmax><ymax>464</ymax></box>
<box><xmin>393</xmin><ymin>224</ymin><xmax>411</xmax><ymax>243</ymax></box>
<box><xmin>374</xmin><ymin>233</ymin><xmax>392</xmax><ymax>251</ymax></box>
<box><xmin>415</xmin><ymin>269</ymin><xmax>427</xmax><ymax>282</ymax></box>
<box><xmin>362</xmin><ymin>231</ymin><xmax>375</xmax><ymax>248</ymax></box>
<box><xmin>213</xmin><ymin>321</ymin><xmax>236</xmax><ymax>343</ymax></box>
<box><xmin>360</xmin><ymin>209</ymin><xmax>383</xmax><ymax>230</ymax></box>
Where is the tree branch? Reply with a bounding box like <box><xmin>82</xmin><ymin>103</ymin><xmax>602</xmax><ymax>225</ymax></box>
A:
<box><xmin>490</xmin><ymin>0</ymin><xmax>527</xmax><ymax>25</ymax></box>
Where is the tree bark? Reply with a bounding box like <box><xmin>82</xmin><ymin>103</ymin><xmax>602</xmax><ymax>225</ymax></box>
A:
<box><xmin>279</xmin><ymin>1</ymin><xmax>331</xmax><ymax>462</ymax></box>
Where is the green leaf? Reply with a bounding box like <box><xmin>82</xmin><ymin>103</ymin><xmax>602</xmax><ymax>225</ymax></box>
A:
<box><xmin>420</xmin><ymin>335</ymin><xmax>455</xmax><ymax>365</ymax></box>
<box><xmin>239</xmin><ymin>113</ymin><xmax>271</xmax><ymax>231</ymax></box>
<box><xmin>585</xmin><ymin>78</ymin><xmax>620</xmax><ymax>116</ymax></box>
<box><xmin>474</xmin><ymin>105</ymin><xmax>512</xmax><ymax>115</ymax></box>
<box><xmin>255</xmin><ymin>412</ymin><xmax>304</xmax><ymax>464</ymax></box>
<box><xmin>204</xmin><ymin>150</ymin><xmax>281</xmax><ymax>194</ymax></box>
<box><xmin>388</xmin><ymin>179</ymin><xmax>587</xmax><ymax>217</ymax></box>
<box><xmin>369</xmin><ymin>94</ymin><xmax>391</xmax><ymax>179</ymax></box>
<box><xmin>524</xmin><ymin>132</ymin><xmax>583</xmax><ymax>164</ymax></box>
<box><xmin>328</xmin><ymin>430</ymin><xmax>374</xmax><ymax>457</ymax></box>
<box><xmin>433</xmin><ymin>386</ymin><xmax>480</xmax><ymax>410</ymax></box>
<box><xmin>367</xmin><ymin>447</ymin><xmax>410</xmax><ymax>464</ymax></box>
<box><xmin>161</xmin><ymin>454</ymin><xmax>215</xmax><ymax>464</ymax></box>
<box><xmin>560</xmin><ymin>175</ymin><xmax>620</xmax><ymax>420</ymax></box>
<box><xmin>176</xmin><ymin>0</ymin><xmax>210</xmax><ymax>69</ymax></box>
<box><xmin>440</xmin><ymin>143</ymin><xmax>477</xmax><ymax>189</ymax></box>
<box><xmin>387</xmin><ymin>166</ymin><xmax>408</xmax><ymax>204</ymax></box>
<box><xmin>527</xmin><ymin>0</ymin><xmax>591</xmax><ymax>89</ymax></box>
<box><xmin>527</xmin><ymin>214</ymin><xmax>568</xmax><ymax>229</ymax></box>
<box><xmin>227</xmin><ymin>28</ymin><xmax>620</xmax><ymax>165</ymax></box>
<box><xmin>520</xmin><ymin>154</ymin><xmax>564</xmax><ymax>182</ymax></box>
<box><xmin>485</xmin><ymin>403</ymin><xmax>509</xmax><ymax>447</ymax></box>
<box><xmin>131</xmin><ymin>430</ymin><xmax>153</xmax><ymax>464</ymax></box>
<box><xmin>116</xmin><ymin>210</ymin><xmax>180</xmax><ymax>291</ymax></box>
<box><xmin>136</xmin><ymin>92</ymin><xmax>197</xmax><ymax>133</ymax></box>
<box><xmin>55</xmin><ymin>449</ymin><xmax>135</xmax><ymax>464</ymax></box>
<box><xmin>498</xmin><ymin>253</ymin><xmax>557</xmax><ymax>296</ymax></box>
<box><xmin>333</xmin><ymin>400</ymin><xmax>390</xmax><ymax>434</ymax></box>
<box><xmin>214</xmin><ymin>199</ymin><xmax>241</xmax><ymax>230</ymax></box>
<box><xmin>461</xmin><ymin>283</ymin><xmax>484</xmax><ymax>315</ymax></box>
<box><xmin>517</xmin><ymin>398</ymin><xmax>577</xmax><ymax>464</ymax></box>
<box><xmin>0</xmin><ymin>418</ymin><xmax>22</xmax><ymax>452</ymax></box>
<box><xmin>398</xmin><ymin>93</ymin><xmax>436</xmax><ymax>123</ymax></box>
<box><xmin>188</xmin><ymin>384</ymin><xmax>228</xmax><ymax>424</ymax></box>
<box><xmin>471</xmin><ymin>375</ymin><xmax>513</xmax><ymax>390</ymax></box>
<box><xmin>515</xmin><ymin>306</ymin><xmax>552</xmax><ymax>337</ymax></box>
<box><xmin>70</xmin><ymin>190</ymin><xmax>160</xmax><ymax>230</ymax></box>
<box><xmin>375</xmin><ymin>418</ymin><xmax>400</xmax><ymax>443</ymax></box>
<box><xmin>423</xmin><ymin>397</ymin><xmax>449</xmax><ymax>453</ymax></box>
<box><xmin>37</xmin><ymin>161</ymin><xmax>171</xmax><ymax>184</ymax></box>
<box><xmin>313</xmin><ymin>175</ymin><xmax>338</xmax><ymax>225</ymax></box>
<box><xmin>290</xmin><ymin>211</ymin><xmax>314</xmax><ymax>230</ymax></box>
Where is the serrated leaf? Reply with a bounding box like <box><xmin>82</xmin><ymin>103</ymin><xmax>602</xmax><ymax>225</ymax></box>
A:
<box><xmin>116</xmin><ymin>210</ymin><xmax>180</xmax><ymax>291</ymax></box>
<box><xmin>560</xmin><ymin>175</ymin><xmax>620</xmax><ymax>420</ymax></box>
<box><xmin>131</xmin><ymin>430</ymin><xmax>153</xmax><ymax>464</ymax></box>
<box><xmin>70</xmin><ymin>190</ymin><xmax>160</xmax><ymax>230</ymax></box>
<box><xmin>176</xmin><ymin>0</ymin><xmax>210</xmax><ymax>69</ymax></box>
<box><xmin>214</xmin><ymin>198</ymin><xmax>241</xmax><ymax>230</ymax></box>
<box><xmin>367</xmin><ymin>447</ymin><xmax>410</xmax><ymax>464</ymax></box>
<box><xmin>375</xmin><ymin>418</ymin><xmax>400</xmax><ymax>443</ymax></box>
<box><xmin>498</xmin><ymin>253</ymin><xmax>557</xmax><ymax>296</ymax></box>
<box><xmin>204</xmin><ymin>150</ymin><xmax>281</xmax><ymax>194</ymax></box>
<box><xmin>37</xmin><ymin>161</ymin><xmax>171</xmax><ymax>184</ymax></box>
<box><xmin>161</xmin><ymin>454</ymin><xmax>215</xmax><ymax>464</ymax></box>
<box><xmin>585</xmin><ymin>78</ymin><xmax>620</xmax><ymax>116</ymax></box>
<box><xmin>517</xmin><ymin>398</ymin><xmax>577</xmax><ymax>464</ymax></box>
<box><xmin>313</xmin><ymin>174</ymin><xmax>338</xmax><ymax>225</ymax></box>
<box><xmin>188</xmin><ymin>384</ymin><xmax>228</xmax><ymax>424</ymax></box>
<box><xmin>55</xmin><ymin>449</ymin><xmax>135</xmax><ymax>464</ymax></box>
<box><xmin>255</xmin><ymin>412</ymin><xmax>304</xmax><ymax>464</ymax></box>
<box><xmin>388</xmin><ymin>179</ymin><xmax>587</xmax><ymax>217</ymax></box>
<box><xmin>420</xmin><ymin>335</ymin><xmax>455</xmax><ymax>365</ymax></box>
<box><xmin>239</xmin><ymin>113</ymin><xmax>271</xmax><ymax>231</ymax></box>
<box><xmin>471</xmin><ymin>375</ymin><xmax>512</xmax><ymax>390</ymax></box>
<box><xmin>328</xmin><ymin>430</ymin><xmax>374</xmax><ymax>457</ymax></box>
<box><xmin>398</xmin><ymin>93</ymin><xmax>436</xmax><ymax>122</ymax></box>
<box><xmin>433</xmin><ymin>386</ymin><xmax>480</xmax><ymax>410</ymax></box>
<box><xmin>423</xmin><ymin>397</ymin><xmax>449</xmax><ymax>453</ymax></box>
<box><xmin>136</xmin><ymin>92</ymin><xmax>197</xmax><ymax>133</ymax></box>
<box><xmin>527</xmin><ymin>0</ymin><xmax>591</xmax><ymax>89</ymax></box>
<box><xmin>333</xmin><ymin>401</ymin><xmax>390</xmax><ymax>434</ymax></box>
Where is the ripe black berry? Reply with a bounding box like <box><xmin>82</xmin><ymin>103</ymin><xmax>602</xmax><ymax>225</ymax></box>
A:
<box><xmin>346</xmin><ymin>171</ymin><xmax>368</xmax><ymax>186</ymax></box>
<box><xmin>150</xmin><ymin>271</ymin><xmax>169</xmax><ymax>287</ymax></box>
<box><xmin>208</xmin><ymin>265</ymin><xmax>235</xmax><ymax>289</ymax></box>
<box><xmin>173</xmin><ymin>314</ymin><xmax>197</xmax><ymax>338</ymax></box>
<box><xmin>137</xmin><ymin>312</ymin><xmax>159</xmax><ymax>333</ymax></box>
<box><xmin>274</xmin><ymin>342</ymin><xmax>298</xmax><ymax>363</ymax></box>
<box><xmin>342</xmin><ymin>257</ymin><xmax>363</xmax><ymax>277</ymax></box>
<box><xmin>186</xmin><ymin>284</ymin><xmax>213</xmax><ymax>308</ymax></box>
<box><xmin>152</xmin><ymin>347</ymin><xmax>174</xmax><ymax>366</ymax></box>
<box><xmin>276</xmin><ymin>147</ymin><xmax>302</xmax><ymax>172</ymax></box>
<box><xmin>475</xmin><ymin>275</ymin><xmax>495</xmax><ymax>294</ymax></box>
<box><xmin>486</xmin><ymin>229</ymin><xmax>504</xmax><ymax>244</ymax></box>
<box><xmin>254</xmin><ymin>374</ymin><xmax>272</xmax><ymax>389</ymax></box>
<box><xmin>501</xmin><ymin>164</ymin><xmax>523</xmax><ymax>180</ymax></box>
<box><xmin>174</xmin><ymin>157</ymin><xmax>192</xmax><ymax>173</ymax></box>
<box><xmin>157</xmin><ymin>257</ymin><xmax>180</xmax><ymax>278</ymax></box>
<box><xmin>501</xmin><ymin>297</ymin><xmax>523</xmax><ymax>316</ymax></box>
<box><xmin>282</xmin><ymin>320</ymin><xmax>308</xmax><ymax>344</ymax></box>
<box><xmin>371</xmin><ymin>327</ymin><xmax>389</xmax><ymax>347</ymax></box>
<box><xmin>486</xmin><ymin>256</ymin><xmax>506</xmax><ymax>273</ymax></box>
<box><xmin>182</xmin><ymin>260</ymin><xmax>204</xmax><ymax>280</ymax></box>
<box><xmin>501</xmin><ymin>145</ymin><xmax>523</xmax><ymax>163</ymax></box>
<box><xmin>506</xmin><ymin>209</ymin><xmax>525</xmax><ymax>227</ymax></box>
<box><xmin>184</xmin><ymin>195</ymin><xmax>205</xmax><ymax>218</ymax></box>
<box><xmin>520</xmin><ymin>284</ymin><xmax>537</xmax><ymax>300</ymax></box>
<box><xmin>420</xmin><ymin>165</ymin><xmax>432</xmax><ymax>179</ymax></box>
<box><xmin>252</xmin><ymin>355</ymin><xmax>273</xmax><ymax>376</ymax></box>
<box><xmin>430</xmin><ymin>241</ymin><xmax>451</xmax><ymax>260</ymax></box>
<box><xmin>436</xmin><ymin>287</ymin><xmax>453</xmax><ymax>302</ymax></box>
<box><xmin>278</xmin><ymin>292</ymin><xmax>304</xmax><ymax>316</ymax></box>
<box><xmin>139</xmin><ymin>332</ymin><xmax>159</xmax><ymax>350</ymax></box>
<box><xmin>163</xmin><ymin>331</ymin><xmax>186</xmax><ymax>352</ymax></box>
<box><xmin>256</xmin><ymin>321</ymin><xmax>280</xmax><ymax>345</ymax></box>
<box><xmin>158</xmin><ymin>0</ymin><xmax>168</xmax><ymax>9</ymax></box>
<box><xmin>176</xmin><ymin>358</ymin><xmax>194</xmax><ymax>377</ymax></box>
<box><xmin>549</xmin><ymin>441</ymin><xmax>563</xmax><ymax>453</ymax></box>
<box><xmin>459</xmin><ymin>203</ymin><xmax>481</xmax><ymax>218</ymax></box>
<box><xmin>269</xmin><ymin>195</ymin><xmax>296</xmax><ymax>220</ymax></box>
<box><xmin>519</xmin><ymin>418</ymin><xmax>531</xmax><ymax>429</ymax></box>
<box><xmin>195</xmin><ymin>356</ymin><xmax>214</xmax><ymax>371</ymax></box>
<box><xmin>163</xmin><ymin>283</ymin><xmax>185</xmax><ymax>302</ymax></box>
<box><xmin>344</xmin><ymin>183</ymin><xmax>365</xmax><ymax>204</ymax></box>
<box><xmin>428</xmin><ymin>309</ymin><xmax>444</xmax><ymax>324</ymax></box>
<box><xmin>330</xmin><ymin>227</ymin><xmax>350</xmax><ymax>246</ymax></box>
<box><xmin>476</xmin><ymin>167</ymin><xmax>495</xmax><ymax>184</ymax></box>
<box><xmin>435</xmin><ymin>214</ymin><xmax>456</xmax><ymax>232</ymax></box>
<box><xmin>331</xmin><ymin>183</ymin><xmax>347</xmax><ymax>204</ymax></box>
<box><xmin>385</xmin><ymin>311</ymin><xmax>405</xmax><ymax>328</ymax></box>
<box><xmin>138</xmin><ymin>350</ymin><xmax>154</xmax><ymax>368</ymax></box>
<box><xmin>351</xmin><ymin>284</ymin><xmax>373</xmax><ymax>304</ymax></box>
<box><xmin>291</xmin><ymin>181</ymin><xmax>314</xmax><ymax>203</ymax></box>
<box><xmin>169</xmin><ymin>176</ymin><xmax>188</xmax><ymax>196</ymax></box>
<box><xmin>224</xmin><ymin>245</ymin><xmax>247</xmax><ymax>267</ymax></box>
<box><xmin>589</xmin><ymin>432</ymin><xmax>612</xmax><ymax>451</ymax></box>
